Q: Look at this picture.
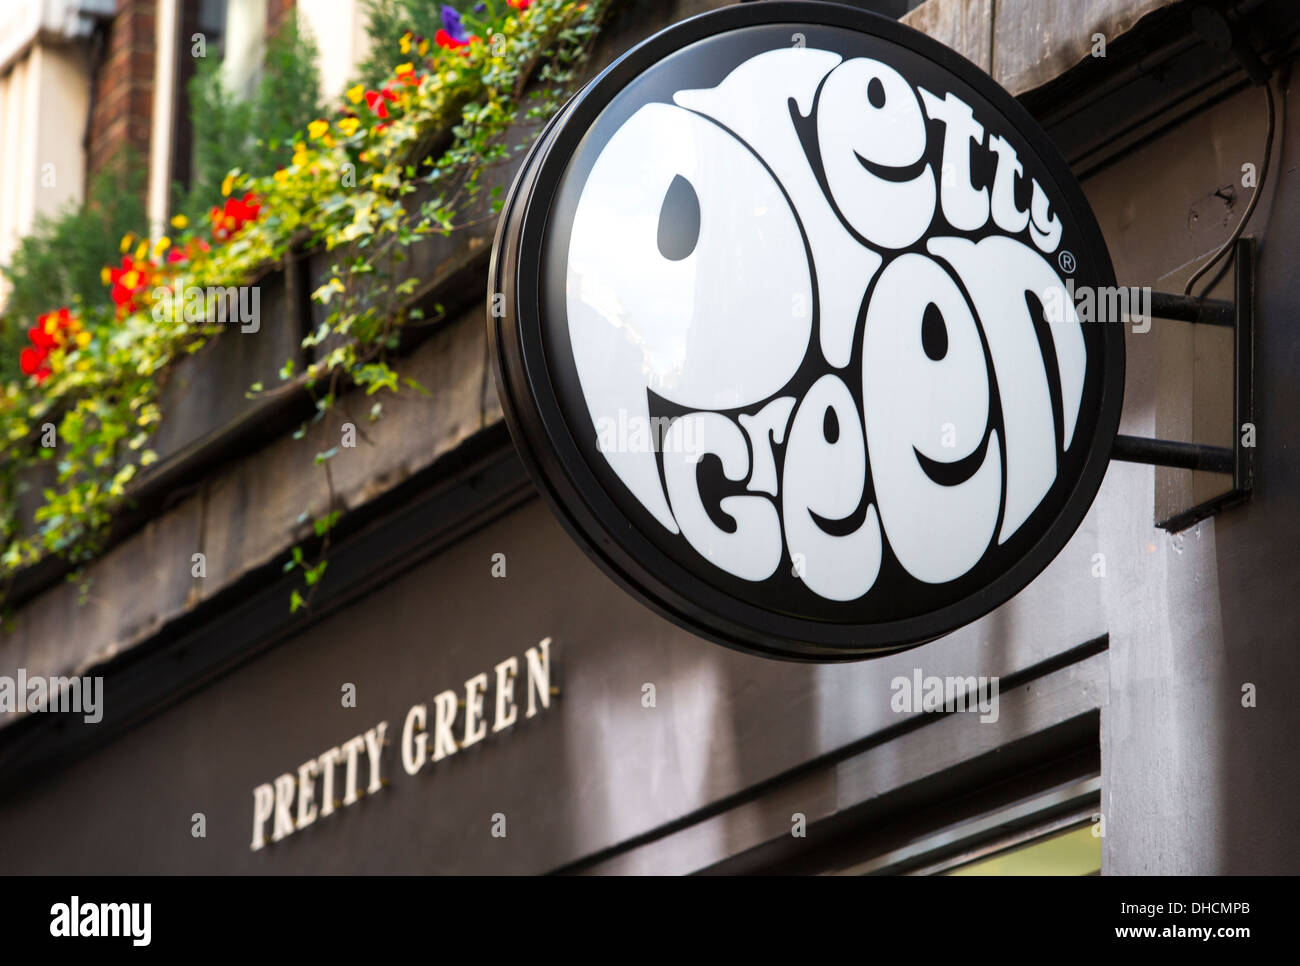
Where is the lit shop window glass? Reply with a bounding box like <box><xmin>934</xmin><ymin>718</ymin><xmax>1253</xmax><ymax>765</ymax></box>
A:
<box><xmin>946</xmin><ymin>824</ymin><xmax>1101</xmax><ymax>876</ymax></box>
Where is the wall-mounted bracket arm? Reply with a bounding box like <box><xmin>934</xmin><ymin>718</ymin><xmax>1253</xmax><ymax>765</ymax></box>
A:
<box><xmin>1108</xmin><ymin>237</ymin><xmax>1255</xmax><ymax>532</ymax></box>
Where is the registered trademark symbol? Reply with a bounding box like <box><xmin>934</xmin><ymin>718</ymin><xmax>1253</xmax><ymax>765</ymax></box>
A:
<box><xmin>1058</xmin><ymin>250</ymin><xmax>1077</xmax><ymax>273</ymax></box>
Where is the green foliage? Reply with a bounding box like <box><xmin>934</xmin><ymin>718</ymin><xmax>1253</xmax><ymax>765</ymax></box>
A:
<box><xmin>0</xmin><ymin>15</ymin><xmax>320</xmax><ymax>385</ymax></box>
<box><xmin>0</xmin><ymin>158</ymin><xmax>146</xmax><ymax>383</ymax></box>
<box><xmin>356</xmin><ymin>0</ymin><xmax>446</xmax><ymax>87</ymax></box>
<box><xmin>177</xmin><ymin>15</ymin><xmax>323</xmax><ymax>221</ymax></box>
<box><xmin>356</xmin><ymin>1</ymin><xmax>520</xmax><ymax>87</ymax></box>
<box><xmin>0</xmin><ymin>0</ymin><xmax>611</xmax><ymax>613</ymax></box>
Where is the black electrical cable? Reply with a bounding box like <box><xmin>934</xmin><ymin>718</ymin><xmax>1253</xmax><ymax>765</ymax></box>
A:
<box><xmin>1184</xmin><ymin>80</ymin><xmax>1276</xmax><ymax>297</ymax></box>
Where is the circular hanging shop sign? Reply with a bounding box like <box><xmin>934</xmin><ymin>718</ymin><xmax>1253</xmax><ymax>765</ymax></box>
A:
<box><xmin>488</xmin><ymin>1</ymin><xmax>1124</xmax><ymax>661</ymax></box>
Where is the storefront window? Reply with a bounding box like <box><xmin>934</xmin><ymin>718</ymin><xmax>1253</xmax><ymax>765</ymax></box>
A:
<box><xmin>947</xmin><ymin>823</ymin><xmax>1101</xmax><ymax>876</ymax></box>
<box><xmin>834</xmin><ymin>775</ymin><xmax>1102</xmax><ymax>876</ymax></box>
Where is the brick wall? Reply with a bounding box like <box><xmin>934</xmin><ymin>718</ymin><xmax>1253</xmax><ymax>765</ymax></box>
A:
<box><xmin>86</xmin><ymin>0</ymin><xmax>156</xmax><ymax>195</ymax></box>
<box><xmin>268</xmin><ymin>0</ymin><xmax>297</xmax><ymax>35</ymax></box>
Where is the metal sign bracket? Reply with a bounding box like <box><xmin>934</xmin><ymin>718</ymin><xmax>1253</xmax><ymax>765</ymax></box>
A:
<box><xmin>1110</xmin><ymin>237</ymin><xmax>1255</xmax><ymax>532</ymax></box>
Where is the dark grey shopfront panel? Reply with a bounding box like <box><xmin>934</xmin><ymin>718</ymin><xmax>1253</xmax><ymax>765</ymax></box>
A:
<box><xmin>0</xmin><ymin>486</ymin><xmax>1106</xmax><ymax>874</ymax></box>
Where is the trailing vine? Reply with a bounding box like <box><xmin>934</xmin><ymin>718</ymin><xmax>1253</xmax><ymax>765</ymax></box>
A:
<box><xmin>0</xmin><ymin>0</ymin><xmax>610</xmax><ymax>615</ymax></box>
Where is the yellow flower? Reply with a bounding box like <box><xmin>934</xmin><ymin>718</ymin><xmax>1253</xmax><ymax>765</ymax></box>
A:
<box><xmin>293</xmin><ymin>143</ymin><xmax>309</xmax><ymax>167</ymax></box>
<box><xmin>417</xmin><ymin>39</ymin><xmax>429</xmax><ymax>56</ymax></box>
<box><xmin>395</xmin><ymin>62</ymin><xmax>414</xmax><ymax>76</ymax></box>
<box><xmin>100</xmin><ymin>266</ymin><xmax>112</xmax><ymax>285</ymax></box>
<box><xmin>119</xmin><ymin>232</ymin><xmax>135</xmax><ymax>253</ymax></box>
<box><xmin>170</xmin><ymin>213</ymin><xmax>189</xmax><ymax>230</ymax></box>
<box><xmin>346</xmin><ymin>83</ymin><xmax>364</xmax><ymax>105</ymax></box>
<box><xmin>121</xmin><ymin>270</ymin><xmax>141</xmax><ymax>289</ymax></box>
<box><xmin>338</xmin><ymin>116</ymin><xmax>361</xmax><ymax>137</ymax></box>
<box><xmin>308</xmin><ymin>119</ymin><xmax>330</xmax><ymax>140</ymax></box>
<box><xmin>400</xmin><ymin>32</ymin><xmax>412</xmax><ymax>54</ymax></box>
<box><xmin>154</xmin><ymin>237</ymin><xmax>171</xmax><ymax>256</ymax></box>
<box><xmin>221</xmin><ymin>172</ymin><xmax>235</xmax><ymax>196</ymax></box>
<box><xmin>273</xmin><ymin>168</ymin><xmax>289</xmax><ymax>184</ymax></box>
<box><xmin>134</xmin><ymin>241</ymin><xmax>148</xmax><ymax>261</ymax></box>
<box><xmin>75</xmin><ymin>330</ymin><xmax>92</xmax><ymax>349</ymax></box>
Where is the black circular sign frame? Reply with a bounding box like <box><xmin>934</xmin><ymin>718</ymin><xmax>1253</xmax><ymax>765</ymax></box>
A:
<box><xmin>488</xmin><ymin>1</ymin><xmax>1125</xmax><ymax>662</ymax></box>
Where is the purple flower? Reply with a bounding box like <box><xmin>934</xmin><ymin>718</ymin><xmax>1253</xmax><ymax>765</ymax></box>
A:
<box><xmin>474</xmin><ymin>2</ymin><xmax>487</xmax><ymax>11</ymax></box>
<box><xmin>441</xmin><ymin>5</ymin><xmax>471</xmax><ymax>43</ymax></box>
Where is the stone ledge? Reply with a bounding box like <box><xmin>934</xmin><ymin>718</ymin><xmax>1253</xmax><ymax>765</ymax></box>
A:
<box><xmin>903</xmin><ymin>0</ymin><xmax>1177</xmax><ymax>94</ymax></box>
<box><xmin>1</xmin><ymin>307</ymin><xmax>502</xmax><ymax>707</ymax></box>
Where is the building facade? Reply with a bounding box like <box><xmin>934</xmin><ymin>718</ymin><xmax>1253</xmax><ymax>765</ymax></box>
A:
<box><xmin>0</xmin><ymin>0</ymin><xmax>1297</xmax><ymax>875</ymax></box>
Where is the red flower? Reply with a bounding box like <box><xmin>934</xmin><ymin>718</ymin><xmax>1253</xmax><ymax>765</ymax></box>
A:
<box><xmin>507</xmin><ymin>0</ymin><xmax>532</xmax><ymax>10</ymax></box>
<box><xmin>210</xmin><ymin>193</ymin><xmax>262</xmax><ymax>242</ymax></box>
<box><xmin>106</xmin><ymin>255</ymin><xmax>153</xmax><ymax>314</ymax></box>
<box><xmin>434</xmin><ymin>28</ymin><xmax>479</xmax><ymax>50</ymax></box>
<box><xmin>364</xmin><ymin>88</ymin><xmax>398</xmax><ymax>118</ymax></box>
<box><xmin>28</xmin><ymin>323</ymin><xmax>56</xmax><ymax>350</ymax></box>
<box><xmin>21</xmin><ymin>307</ymin><xmax>86</xmax><ymax>382</ymax></box>
<box><xmin>166</xmin><ymin>237</ymin><xmax>209</xmax><ymax>265</ymax></box>
<box><xmin>20</xmin><ymin>347</ymin><xmax>50</xmax><ymax>382</ymax></box>
<box><xmin>239</xmin><ymin>194</ymin><xmax>261</xmax><ymax>220</ymax></box>
<box><xmin>31</xmin><ymin>309</ymin><xmax>76</xmax><ymax>344</ymax></box>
